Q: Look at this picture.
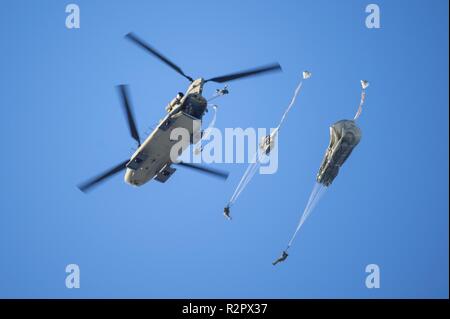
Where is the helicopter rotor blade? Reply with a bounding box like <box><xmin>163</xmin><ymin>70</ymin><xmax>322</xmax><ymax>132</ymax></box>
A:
<box><xmin>205</xmin><ymin>63</ymin><xmax>282</xmax><ymax>83</ymax></box>
<box><xmin>117</xmin><ymin>85</ymin><xmax>141</xmax><ymax>146</ymax></box>
<box><xmin>125</xmin><ymin>32</ymin><xmax>194</xmax><ymax>82</ymax></box>
<box><xmin>175</xmin><ymin>162</ymin><xmax>229</xmax><ymax>180</ymax></box>
<box><xmin>78</xmin><ymin>160</ymin><xmax>129</xmax><ymax>193</ymax></box>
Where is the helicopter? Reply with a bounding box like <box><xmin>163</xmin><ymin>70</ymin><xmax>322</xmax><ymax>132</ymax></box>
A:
<box><xmin>78</xmin><ymin>33</ymin><xmax>282</xmax><ymax>192</ymax></box>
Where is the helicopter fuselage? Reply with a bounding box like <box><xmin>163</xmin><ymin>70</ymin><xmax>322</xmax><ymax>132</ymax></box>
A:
<box><xmin>124</xmin><ymin>78</ymin><xmax>207</xmax><ymax>186</ymax></box>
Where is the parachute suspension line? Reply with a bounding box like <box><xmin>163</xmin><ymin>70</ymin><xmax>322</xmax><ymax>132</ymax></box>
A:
<box><xmin>227</xmin><ymin>150</ymin><xmax>264</xmax><ymax>207</ymax></box>
<box><xmin>286</xmin><ymin>183</ymin><xmax>328</xmax><ymax>250</ymax></box>
<box><xmin>277</xmin><ymin>82</ymin><xmax>302</xmax><ymax>132</ymax></box>
<box><xmin>208</xmin><ymin>85</ymin><xmax>229</xmax><ymax>102</ymax></box>
<box><xmin>276</xmin><ymin>71</ymin><xmax>311</xmax><ymax>133</ymax></box>
<box><xmin>354</xmin><ymin>80</ymin><xmax>370</xmax><ymax>121</ymax></box>
<box><xmin>208</xmin><ymin>95</ymin><xmax>221</xmax><ymax>103</ymax></box>
<box><xmin>353</xmin><ymin>91</ymin><xmax>365</xmax><ymax>121</ymax></box>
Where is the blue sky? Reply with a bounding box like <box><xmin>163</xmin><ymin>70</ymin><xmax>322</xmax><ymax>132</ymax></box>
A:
<box><xmin>0</xmin><ymin>0</ymin><xmax>448</xmax><ymax>298</ymax></box>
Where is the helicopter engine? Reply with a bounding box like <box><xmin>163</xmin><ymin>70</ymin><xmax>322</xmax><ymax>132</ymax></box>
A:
<box><xmin>165</xmin><ymin>92</ymin><xmax>184</xmax><ymax>113</ymax></box>
<box><xmin>183</xmin><ymin>93</ymin><xmax>208</xmax><ymax>119</ymax></box>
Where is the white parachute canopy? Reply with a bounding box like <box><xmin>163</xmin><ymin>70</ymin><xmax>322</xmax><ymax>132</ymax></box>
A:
<box><xmin>361</xmin><ymin>80</ymin><xmax>370</xmax><ymax>89</ymax></box>
<box><xmin>303</xmin><ymin>71</ymin><xmax>312</xmax><ymax>80</ymax></box>
<box><xmin>224</xmin><ymin>71</ymin><xmax>311</xmax><ymax>215</ymax></box>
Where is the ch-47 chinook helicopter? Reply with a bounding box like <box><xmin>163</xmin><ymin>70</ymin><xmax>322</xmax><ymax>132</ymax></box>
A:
<box><xmin>78</xmin><ymin>33</ymin><xmax>282</xmax><ymax>192</ymax></box>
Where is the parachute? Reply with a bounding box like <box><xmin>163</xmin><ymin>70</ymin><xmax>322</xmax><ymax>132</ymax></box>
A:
<box><xmin>224</xmin><ymin>71</ymin><xmax>312</xmax><ymax>219</ymax></box>
<box><xmin>275</xmin><ymin>80</ymin><xmax>369</xmax><ymax>263</ymax></box>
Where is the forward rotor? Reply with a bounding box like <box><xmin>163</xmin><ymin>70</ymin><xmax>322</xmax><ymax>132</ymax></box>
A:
<box><xmin>125</xmin><ymin>32</ymin><xmax>282</xmax><ymax>85</ymax></box>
